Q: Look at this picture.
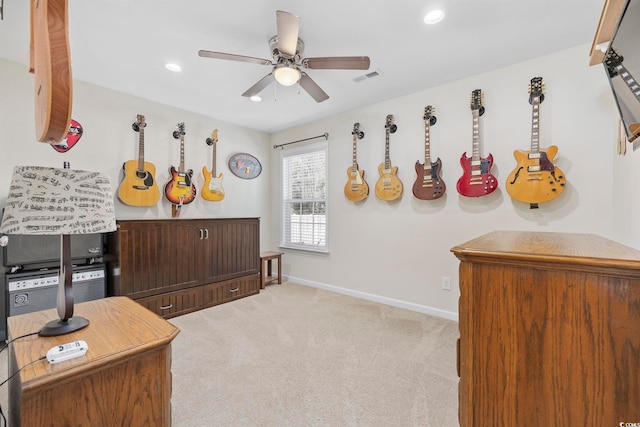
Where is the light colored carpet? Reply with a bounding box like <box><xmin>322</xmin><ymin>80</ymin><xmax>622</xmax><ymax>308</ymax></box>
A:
<box><xmin>169</xmin><ymin>281</ymin><xmax>459</xmax><ymax>426</ymax></box>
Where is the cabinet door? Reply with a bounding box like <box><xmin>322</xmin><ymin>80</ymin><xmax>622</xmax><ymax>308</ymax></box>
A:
<box><xmin>116</xmin><ymin>221</ymin><xmax>200</xmax><ymax>298</ymax></box>
<box><xmin>199</xmin><ymin>218</ymin><xmax>260</xmax><ymax>283</ymax></box>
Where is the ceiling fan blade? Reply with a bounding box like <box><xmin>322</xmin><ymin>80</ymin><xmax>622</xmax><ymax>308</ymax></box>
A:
<box><xmin>198</xmin><ymin>50</ymin><xmax>272</xmax><ymax>66</ymax></box>
<box><xmin>302</xmin><ymin>56</ymin><xmax>371</xmax><ymax>70</ymax></box>
<box><xmin>241</xmin><ymin>73</ymin><xmax>274</xmax><ymax>97</ymax></box>
<box><xmin>276</xmin><ymin>10</ymin><xmax>300</xmax><ymax>57</ymax></box>
<box><xmin>299</xmin><ymin>72</ymin><xmax>329</xmax><ymax>103</ymax></box>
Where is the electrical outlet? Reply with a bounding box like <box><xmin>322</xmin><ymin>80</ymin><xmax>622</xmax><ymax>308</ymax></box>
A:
<box><xmin>441</xmin><ymin>276</ymin><xmax>451</xmax><ymax>291</ymax></box>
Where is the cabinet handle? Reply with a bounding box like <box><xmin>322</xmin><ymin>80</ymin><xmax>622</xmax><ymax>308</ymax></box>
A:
<box><xmin>229</xmin><ymin>288</ymin><xmax>239</xmax><ymax>293</ymax></box>
<box><xmin>199</xmin><ymin>228</ymin><xmax>204</xmax><ymax>240</ymax></box>
<box><xmin>160</xmin><ymin>304</ymin><xmax>173</xmax><ymax>310</ymax></box>
<box><xmin>204</xmin><ymin>228</ymin><xmax>209</xmax><ymax>239</ymax></box>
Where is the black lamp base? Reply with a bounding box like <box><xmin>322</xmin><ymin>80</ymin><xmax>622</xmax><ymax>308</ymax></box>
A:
<box><xmin>38</xmin><ymin>316</ymin><xmax>90</xmax><ymax>337</ymax></box>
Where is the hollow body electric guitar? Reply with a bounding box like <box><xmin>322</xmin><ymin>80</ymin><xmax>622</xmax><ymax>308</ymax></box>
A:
<box><xmin>164</xmin><ymin>123</ymin><xmax>197</xmax><ymax>208</ymax></box>
<box><xmin>456</xmin><ymin>89</ymin><xmax>498</xmax><ymax>197</ymax></box>
<box><xmin>506</xmin><ymin>77</ymin><xmax>566</xmax><ymax>207</ymax></box>
<box><xmin>201</xmin><ymin>129</ymin><xmax>225</xmax><ymax>202</ymax></box>
<box><xmin>413</xmin><ymin>106</ymin><xmax>446</xmax><ymax>200</ymax></box>
<box><xmin>344</xmin><ymin>122</ymin><xmax>369</xmax><ymax>202</ymax></box>
<box><xmin>118</xmin><ymin>114</ymin><xmax>161</xmax><ymax>206</ymax></box>
<box><xmin>375</xmin><ymin>115</ymin><xmax>403</xmax><ymax>201</ymax></box>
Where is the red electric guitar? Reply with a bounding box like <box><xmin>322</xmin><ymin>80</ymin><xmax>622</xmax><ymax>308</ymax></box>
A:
<box><xmin>164</xmin><ymin>123</ymin><xmax>196</xmax><ymax>215</ymax></box>
<box><xmin>456</xmin><ymin>89</ymin><xmax>498</xmax><ymax>197</ymax></box>
<box><xmin>412</xmin><ymin>106</ymin><xmax>446</xmax><ymax>200</ymax></box>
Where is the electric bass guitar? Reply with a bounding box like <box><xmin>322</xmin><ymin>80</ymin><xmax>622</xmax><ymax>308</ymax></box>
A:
<box><xmin>201</xmin><ymin>129</ymin><xmax>225</xmax><ymax>202</ymax></box>
<box><xmin>344</xmin><ymin>122</ymin><xmax>369</xmax><ymax>202</ymax></box>
<box><xmin>375</xmin><ymin>115</ymin><xmax>403</xmax><ymax>201</ymax></box>
<box><xmin>164</xmin><ymin>123</ymin><xmax>197</xmax><ymax>210</ymax></box>
<box><xmin>118</xmin><ymin>114</ymin><xmax>161</xmax><ymax>206</ymax></box>
<box><xmin>506</xmin><ymin>77</ymin><xmax>566</xmax><ymax>208</ymax></box>
<box><xmin>413</xmin><ymin>106</ymin><xmax>446</xmax><ymax>200</ymax></box>
<box><xmin>456</xmin><ymin>89</ymin><xmax>498</xmax><ymax>197</ymax></box>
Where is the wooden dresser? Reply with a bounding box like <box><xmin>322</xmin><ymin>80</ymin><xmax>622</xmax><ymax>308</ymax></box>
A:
<box><xmin>106</xmin><ymin>218</ymin><xmax>260</xmax><ymax>319</ymax></box>
<box><xmin>451</xmin><ymin>231</ymin><xmax>640</xmax><ymax>426</ymax></box>
<box><xmin>8</xmin><ymin>297</ymin><xmax>179</xmax><ymax>426</ymax></box>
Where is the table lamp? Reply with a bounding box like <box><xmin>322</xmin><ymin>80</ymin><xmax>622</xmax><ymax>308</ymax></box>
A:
<box><xmin>0</xmin><ymin>166</ymin><xmax>116</xmax><ymax>336</ymax></box>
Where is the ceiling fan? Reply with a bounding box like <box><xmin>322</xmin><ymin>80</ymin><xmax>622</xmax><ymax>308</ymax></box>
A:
<box><xmin>198</xmin><ymin>10</ymin><xmax>371</xmax><ymax>103</ymax></box>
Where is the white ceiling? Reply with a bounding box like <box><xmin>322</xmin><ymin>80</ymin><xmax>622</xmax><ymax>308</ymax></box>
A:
<box><xmin>0</xmin><ymin>1</ymin><xmax>604</xmax><ymax>133</ymax></box>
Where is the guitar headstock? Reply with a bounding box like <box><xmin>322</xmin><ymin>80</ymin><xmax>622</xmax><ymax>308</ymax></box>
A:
<box><xmin>385</xmin><ymin>114</ymin><xmax>397</xmax><ymax>133</ymax></box>
<box><xmin>604</xmin><ymin>48</ymin><xmax>624</xmax><ymax>77</ymax></box>
<box><xmin>173</xmin><ymin>122</ymin><xmax>186</xmax><ymax>139</ymax></box>
<box><xmin>132</xmin><ymin>114</ymin><xmax>146</xmax><ymax>132</ymax></box>
<box><xmin>528</xmin><ymin>77</ymin><xmax>545</xmax><ymax>104</ymax></box>
<box><xmin>206</xmin><ymin>129</ymin><xmax>219</xmax><ymax>146</ymax></box>
<box><xmin>424</xmin><ymin>106</ymin><xmax>437</xmax><ymax>126</ymax></box>
<box><xmin>352</xmin><ymin>123</ymin><xmax>364</xmax><ymax>139</ymax></box>
<box><xmin>470</xmin><ymin>89</ymin><xmax>484</xmax><ymax>111</ymax></box>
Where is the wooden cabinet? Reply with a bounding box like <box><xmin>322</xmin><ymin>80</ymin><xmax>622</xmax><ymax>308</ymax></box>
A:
<box><xmin>107</xmin><ymin>218</ymin><xmax>260</xmax><ymax>318</ymax></box>
<box><xmin>451</xmin><ymin>231</ymin><xmax>640</xmax><ymax>426</ymax></box>
<box><xmin>8</xmin><ymin>297</ymin><xmax>179</xmax><ymax>426</ymax></box>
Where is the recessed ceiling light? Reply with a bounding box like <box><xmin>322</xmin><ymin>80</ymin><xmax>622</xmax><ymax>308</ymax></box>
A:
<box><xmin>424</xmin><ymin>9</ymin><xmax>445</xmax><ymax>25</ymax></box>
<box><xmin>250</xmin><ymin>95</ymin><xmax>262</xmax><ymax>102</ymax></box>
<box><xmin>165</xmin><ymin>62</ymin><xmax>182</xmax><ymax>72</ymax></box>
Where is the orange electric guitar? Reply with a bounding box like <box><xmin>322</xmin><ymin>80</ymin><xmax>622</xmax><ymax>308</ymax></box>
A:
<box><xmin>344</xmin><ymin>122</ymin><xmax>369</xmax><ymax>202</ymax></box>
<box><xmin>506</xmin><ymin>77</ymin><xmax>566</xmax><ymax>208</ymax></box>
<box><xmin>412</xmin><ymin>106</ymin><xmax>446</xmax><ymax>200</ymax></box>
<box><xmin>164</xmin><ymin>123</ymin><xmax>196</xmax><ymax>213</ymax></box>
<box><xmin>201</xmin><ymin>129</ymin><xmax>225</xmax><ymax>202</ymax></box>
<box><xmin>118</xmin><ymin>114</ymin><xmax>161</xmax><ymax>206</ymax></box>
<box><xmin>374</xmin><ymin>115</ymin><xmax>403</xmax><ymax>201</ymax></box>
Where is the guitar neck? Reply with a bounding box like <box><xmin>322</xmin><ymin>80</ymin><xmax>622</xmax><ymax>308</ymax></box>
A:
<box><xmin>385</xmin><ymin>130</ymin><xmax>391</xmax><ymax>169</ymax></box>
<box><xmin>471</xmin><ymin>110</ymin><xmax>481</xmax><ymax>161</ymax></box>
<box><xmin>352</xmin><ymin>135</ymin><xmax>358</xmax><ymax>169</ymax></box>
<box><xmin>614</xmin><ymin>63</ymin><xmax>640</xmax><ymax>103</ymax></box>
<box><xmin>530</xmin><ymin>99</ymin><xmax>541</xmax><ymax>153</ymax></box>
<box><xmin>424</xmin><ymin>119</ymin><xmax>432</xmax><ymax>164</ymax></box>
<box><xmin>137</xmin><ymin>127</ymin><xmax>145</xmax><ymax>170</ymax></box>
<box><xmin>179</xmin><ymin>136</ymin><xmax>185</xmax><ymax>172</ymax></box>
<box><xmin>212</xmin><ymin>141</ymin><xmax>217</xmax><ymax>176</ymax></box>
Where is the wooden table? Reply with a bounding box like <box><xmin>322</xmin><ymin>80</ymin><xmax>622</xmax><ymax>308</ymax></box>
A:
<box><xmin>451</xmin><ymin>231</ymin><xmax>640</xmax><ymax>426</ymax></box>
<box><xmin>8</xmin><ymin>296</ymin><xmax>180</xmax><ymax>426</ymax></box>
<box><xmin>260</xmin><ymin>251</ymin><xmax>283</xmax><ymax>289</ymax></box>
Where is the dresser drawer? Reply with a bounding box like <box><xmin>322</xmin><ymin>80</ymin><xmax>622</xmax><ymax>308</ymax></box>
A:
<box><xmin>136</xmin><ymin>287</ymin><xmax>203</xmax><ymax>319</ymax></box>
<box><xmin>203</xmin><ymin>274</ymin><xmax>260</xmax><ymax>308</ymax></box>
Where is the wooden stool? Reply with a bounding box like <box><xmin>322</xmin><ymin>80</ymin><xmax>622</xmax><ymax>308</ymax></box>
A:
<box><xmin>260</xmin><ymin>251</ymin><xmax>283</xmax><ymax>289</ymax></box>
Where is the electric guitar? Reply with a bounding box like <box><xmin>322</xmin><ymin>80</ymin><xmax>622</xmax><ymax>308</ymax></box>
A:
<box><xmin>604</xmin><ymin>48</ymin><xmax>640</xmax><ymax>142</ymax></box>
<box><xmin>375</xmin><ymin>115</ymin><xmax>403</xmax><ymax>201</ymax></box>
<box><xmin>456</xmin><ymin>89</ymin><xmax>498</xmax><ymax>197</ymax></box>
<box><xmin>412</xmin><ymin>106</ymin><xmax>446</xmax><ymax>200</ymax></box>
<box><xmin>118</xmin><ymin>114</ymin><xmax>161</xmax><ymax>206</ymax></box>
<box><xmin>201</xmin><ymin>129</ymin><xmax>225</xmax><ymax>202</ymax></box>
<box><xmin>506</xmin><ymin>77</ymin><xmax>566</xmax><ymax>208</ymax></box>
<box><xmin>343</xmin><ymin>122</ymin><xmax>369</xmax><ymax>202</ymax></box>
<box><xmin>164</xmin><ymin>123</ymin><xmax>196</xmax><ymax>210</ymax></box>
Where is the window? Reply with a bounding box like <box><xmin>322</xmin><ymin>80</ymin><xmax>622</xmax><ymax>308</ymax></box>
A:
<box><xmin>281</xmin><ymin>142</ymin><xmax>328</xmax><ymax>252</ymax></box>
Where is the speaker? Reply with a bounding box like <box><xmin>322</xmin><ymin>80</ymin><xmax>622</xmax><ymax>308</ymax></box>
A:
<box><xmin>2</xmin><ymin>233</ymin><xmax>103</xmax><ymax>266</ymax></box>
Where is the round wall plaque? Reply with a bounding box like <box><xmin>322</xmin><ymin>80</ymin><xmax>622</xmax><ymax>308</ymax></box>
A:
<box><xmin>228</xmin><ymin>152</ymin><xmax>262</xmax><ymax>179</ymax></box>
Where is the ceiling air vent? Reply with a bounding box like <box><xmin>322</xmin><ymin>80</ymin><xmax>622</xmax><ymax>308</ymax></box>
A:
<box><xmin>354</xmin><ymin>69</ymin><xmax>381</xmax><ymax>83</ymax></box>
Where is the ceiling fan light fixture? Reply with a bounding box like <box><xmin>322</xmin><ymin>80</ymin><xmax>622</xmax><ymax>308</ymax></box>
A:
<box><xmin>274</xmin><ymin>65</ymin><xmax>301</xmax><ymax>86</ymax></box>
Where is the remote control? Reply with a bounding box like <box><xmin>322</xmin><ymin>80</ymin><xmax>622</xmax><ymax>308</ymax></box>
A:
<box><xmin>46</xmin><ymin>340</ymin><xmax>88</xmax><ymax>364</ymax></box>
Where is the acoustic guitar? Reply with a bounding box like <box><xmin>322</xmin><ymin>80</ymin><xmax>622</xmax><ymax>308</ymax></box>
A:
<box><xmin>506</xmin><ymin>77</ymin><xmax>566</xmax><ymax>208</ymax></box>
<box><xmin>456</xmin><ymin>89</ymin><xmax>498</xmax><ymax>197</ymax></box>
<box><xmin>412</xmin><ymin>106</ymin><xmax>446</xmax><ymax>200</ymax></box>
<box><xmin>201</xmin><ymin>129</ymin><xmax>225</xmax><ymax>202</ymax></box>
<box><xmin>30</xmin><ymin>0</ymin><xmax>73</xmax><ymax>143</ymax></box>
<box><xmin>375</xmin><ymin>115</ymin><xmax>403</xmax><ymax>201</ymax></box>
<box><xmin>164</xmin><ymin>123</ymin><xmax>196</xmax><ymax>211</ymax></box>
<box><xmin>343</xmin><ymin>122</ymin><xmax>369</xmax><ymax>202</ymax></box>
<box><xmin>118</xmin><ymin>114</ymin><xmax>161</xmax><ymax>207</ymax></box>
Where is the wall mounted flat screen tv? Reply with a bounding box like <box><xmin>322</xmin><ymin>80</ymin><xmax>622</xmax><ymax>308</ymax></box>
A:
<box><xmin>603</xmin><ymin>0</ymin><xmax>640</xmax><ymax>149</ymax></box>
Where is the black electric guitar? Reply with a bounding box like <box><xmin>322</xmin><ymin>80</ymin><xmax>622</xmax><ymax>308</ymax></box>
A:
<box><xmin>412</xmin><ymin>106</ymin><xmax>446</xmax><ymax>200</ymax></box>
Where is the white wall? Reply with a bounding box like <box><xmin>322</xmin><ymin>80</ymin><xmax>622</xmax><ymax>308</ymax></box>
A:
<box><xmin>0</xmin><ymin>58</ymin><xmax>273</xmax><ymax>249</ymax></box>
<box><xmin>269</xmin><ymin>44</ymin><xmax>620</xmax><ymax>319</ymax></box>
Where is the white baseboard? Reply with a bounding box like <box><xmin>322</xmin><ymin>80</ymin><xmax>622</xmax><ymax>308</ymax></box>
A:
<box><xmin>285</xmin><ymin>275</ymin><xmax>459</xmax><ymax>323</ymax></box>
